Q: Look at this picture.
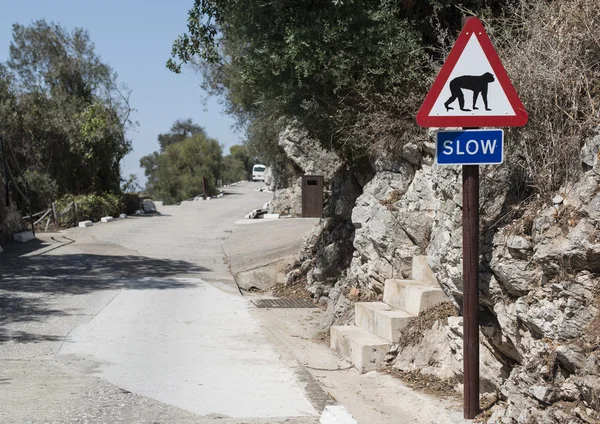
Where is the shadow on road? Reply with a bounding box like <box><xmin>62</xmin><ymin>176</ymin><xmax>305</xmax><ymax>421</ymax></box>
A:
<box><xmin>0</xmin><ymin>244</ymin><xmax>207</xmax><ymax>343</ymax></box>
<box><xmin>1</xmin><ymin>251</ymin><xmax>208</xmax><ymax>286</ymax></box>
<box><xmin>0</xmin><ymin>329</ymin><xmax>64</xmax><ymax>343</ymax></box>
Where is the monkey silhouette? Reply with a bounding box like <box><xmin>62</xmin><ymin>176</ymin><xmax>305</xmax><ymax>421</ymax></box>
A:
<box><xmin>444</xmin><ymin>72</ymin><xmax>495</xmax><ymax>112</ymax></box>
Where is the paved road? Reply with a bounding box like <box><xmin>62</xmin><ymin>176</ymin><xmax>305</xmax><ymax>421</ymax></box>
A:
<box><xmin>0</xmin><ymin>182</ymin><xmax>323</xmax><ymax>423</ymax></box>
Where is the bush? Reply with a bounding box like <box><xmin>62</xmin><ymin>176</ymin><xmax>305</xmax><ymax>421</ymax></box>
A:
<box><xmin>56</xmin><ymin>193</ymin><xmax>123</xmax><ymax>225</ymax></box>
<box><xmin>122</xmin><ymin>193</ymin><xmax>141</xmax><ymax>215</ymax></box>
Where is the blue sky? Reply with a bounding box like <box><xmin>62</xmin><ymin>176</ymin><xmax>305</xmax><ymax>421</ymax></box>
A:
<box><xmin>0</xmin><ymin>0</ymin><xmax>240</xmax><ymax>185</ymax></box>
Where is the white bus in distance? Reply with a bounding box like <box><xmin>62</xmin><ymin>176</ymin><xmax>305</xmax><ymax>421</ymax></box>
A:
<box><xmin>252</xmin><ymin>164</ymin><xmax>266</xmax><ymax>181</ymax></box>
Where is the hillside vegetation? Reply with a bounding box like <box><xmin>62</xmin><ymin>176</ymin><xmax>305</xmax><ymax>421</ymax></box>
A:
<box><xmin>0</xmin><ymin>20</ymin><xmax>133</xmax><ymax>213</ymax></box>
<box><xmin>140</xmin><ymin>119</ymin><xmax>256</xmax><ymax>204</ymax></box>
<box><xmin>169</xmin><ymin>0</ymin><xmax>600</xmax><ymax>200</ymax></box>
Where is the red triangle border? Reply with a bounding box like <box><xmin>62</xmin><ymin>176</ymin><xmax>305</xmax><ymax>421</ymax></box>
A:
<box><xmin>416</xmin><ymin>17</ymin><xmax>528</xmax><ymax>128</ymax></box>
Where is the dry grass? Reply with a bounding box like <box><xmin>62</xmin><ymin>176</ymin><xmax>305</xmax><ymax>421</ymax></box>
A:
<box><xmin>492</xmin><ymin>0</ymin><xmax>600</xmax><ymax>198</ymax></box>
<box><xmin>396</xmin><ymin>302</ymin><xmax>458</xmax><ymax>347</ymax></box>
<box><xmin>272</xmin><ymin>280</ymin><xmax>312</xmax><ymax>300</ymax></box>
<box><xmin>381</xmin><ymin>366</ymin><xmax>458</xmax><ymax>398</ymax></box>
<box><xmin>314</xmin><ymin>330</ymin><xmax>330</xmax><ymax>347</ymax></box>
<box><xmin>380</xmin><ymin>189</ymin><xmax>402</xmax><ymax>212</ymax></box>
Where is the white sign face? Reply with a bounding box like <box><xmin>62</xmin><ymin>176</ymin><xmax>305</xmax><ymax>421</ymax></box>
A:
<box><xmin>416</xmin><ymin>17</ymin><xmax>528</xmax><ymax>128</ymax></box>
<box><xmin>428</xmin><ymin>34</ymin><xmax>516</xmax><ymax>118</ymax></box>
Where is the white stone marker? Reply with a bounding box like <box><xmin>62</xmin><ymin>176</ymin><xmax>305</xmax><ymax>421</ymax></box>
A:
<box><xmin>13</xmin><ymin>231</ymin><xmax>35</xmax><ymax>242</ymax></box>
<box><xmin>101</xmin><ymin>216</ymin><xmax>114</xmax><ymax>223</ymax></box>
<box><xmin>78</xmin><ymin>221</ymin><xmax>93</xmax><ymax>228</ymax></box>
<box><xmin>320</xmin><ymin>406</ymin><xmax>358</xmax><ymax>424</ymax></box>
<box><xmin>119</xmin><ymin>213</ymin><xmax>127</xmax><ymax>219</ymax></box>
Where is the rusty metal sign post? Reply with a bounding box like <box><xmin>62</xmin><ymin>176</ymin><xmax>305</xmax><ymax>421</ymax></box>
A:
<box><xmin>416</xmin><ymin>17</ymin><xmax>528</xmax><ymax>419</ymax></box>
<box><xmin>462</xmin><ymin>163</ymin><xmax>480</xmax><ymax>417</ymax></box>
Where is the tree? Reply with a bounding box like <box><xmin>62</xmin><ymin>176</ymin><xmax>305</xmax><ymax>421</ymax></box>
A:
<box><xmin>121</xmin><ymin>174</ymin><xmax>141</xmax><ymax>193</ymax></box>
<box><xmin>0</xmin><ymin>20</ymin><xmax>133</xmax><ymax>210</ymax></box>
<box><xmin>158</xmin><ymin>118</ymin><xmax>206</xmax><ymax>151</ymax></box>
<box><xmin>220</xmin><ymin>155</ymin><xmax>246</xmax><ymax>184</ymax></box>
<box><xmin>140</xmin><ymin>123</ymin><xmax>223</xmax><ymax>203</ymax></box>
<box><xmin>229</xmin><ymin>144</ymin><xmax>256</xmax><ymax>179</ymax></box>
<box><xmin>167</xmin><ymin>1</ymin><xmax>508</xmax><ymax>162</ymax></box>
<box><xmin>141</xmin><ymin>120</ymin><xmax>257</xmax><ymax>202</ymax></box>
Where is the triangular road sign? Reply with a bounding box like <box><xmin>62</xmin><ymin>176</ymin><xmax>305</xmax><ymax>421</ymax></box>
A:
<box><xmin>416</xmin><ymin>17</ymin><xmax>527</xmax><ymax>127</ymax></box>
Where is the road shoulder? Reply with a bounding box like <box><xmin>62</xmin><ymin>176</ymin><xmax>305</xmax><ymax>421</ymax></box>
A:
<box><xmin>251</xmin><ymin>304</ymin><xmax>469</xmax><ymax>424</ymax></box>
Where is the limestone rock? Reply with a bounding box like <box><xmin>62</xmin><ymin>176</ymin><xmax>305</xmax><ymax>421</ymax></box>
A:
<box><xmin>401</xmin><ymin>142</ymin><xmax>422</xmax><ymax>166</ymax></box>
<box><xmin>534</xmin><ymin>219</ymin><xmax>600</xmax><ymax>274</ymax></box>
<box><xmin>329</xmin><ymin>170</ymin><xmax>363</xmax><ymax>219</ymax></box>
<box><xmin>142</xmin><ymin>199</ymin><xmax>157</xmax><ymax>213</ymax></box>
<box><xmin>506</xmin><ymin>234</ymin><xmax>534</xmax><ymax>259</ymax></box>
<box><xmin>270</xmin><ymin>184</ymin><xmax>302</xmax><ymax>216</ymax></box>
<box><xmin>560</xmin><ymin>381</ymin><xmax>580</xmax><ymax>401</ymax></box>
<box><xmin>530</xmin><ymin>385</ymin><xmax>558</xmax><ymax>404</ymax></box>
<box><xmin>321</xmin><ymin>294</ymin><xmax>353</xmax><ymax>329</ymax></box>
<box><xmin>263</xmin><ymin>166</ymin><xmax>274</xmax><ymax>190</ymax></box>
<box><xmin>491</xmin><ymin>256</ymin><xmax>543</xmax><ymax>296</ymax></box>
<box><xmin>345</xmin><ymin>164</ymin><xmax>436</xmax><ymax>293</ymax></box>
<box><xmin>290</xmin><ymin>131</ymin><xmax>600</xmax><ymax>423</ymax></box>
<box><xmin>581</xmin><ymin>132</ymin><xmax>600</xmax><ymax>173</ymax></box>
<box><xmin>393</xmin><ymin>319</ymin><xmax>460</xmax><ymax>380</ymax></box>
<box><xmin>555</xmin><ymin>345</ymin><xmax>586</xmax><ymax>373</ymax></box>
<box><xmin>392</xmin><ymin>316</ymin><xmax>507</xmax><ymax>393</ymax></box>
<box><xmin>313</xmin><ymin>239</ymin><xmax>354</xmax><ymax>283</ymax></box>
<box><xmin>574</xmin><ymin>376</ymin><xmax>600</xmax><ymax>410</ymax></box>
<box><xmin>278</xmin><ymin>125</ymin><xmax>342</xmax><ymax>181</ymax></box>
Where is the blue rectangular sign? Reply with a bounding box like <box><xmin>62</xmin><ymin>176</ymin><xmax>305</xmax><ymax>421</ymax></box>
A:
<box><xmin>436</xmin><ymin>129</ymin><xmax>504</xmax><ymax>165</ymax></box>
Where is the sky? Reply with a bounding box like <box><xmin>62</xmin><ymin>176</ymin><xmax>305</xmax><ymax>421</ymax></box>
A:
<box><xmin>0</xmin><ymin>0</ymin><xmax>240</xmax><ymax>185</ymax></box>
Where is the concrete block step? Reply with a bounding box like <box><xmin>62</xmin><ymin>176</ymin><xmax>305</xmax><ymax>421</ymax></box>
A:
<box><xmin>330</xmin><ymin>325</ymin><xmax>390</xmax><ymax>373</ymax></box>
<box><xmin>383</xmin><ymin>279</ymin><xmax>448</xmax><ymax>316</ymax></box>
<box><xmin>355</xmin><ymin>302</ymin><xmax>413</xmax><ymax>342</ymax></box>
<box><xmin>13</xmin><ymin>231</ymin><xmax>35</xmax><ymax>242</ymax></box>
<box><xmin>411</xmin><ymin>255</ymin><xmax>438</xmax><ymax>286</ymax></box>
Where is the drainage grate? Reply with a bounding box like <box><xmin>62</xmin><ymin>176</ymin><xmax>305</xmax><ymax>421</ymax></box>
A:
<box><xmin>252</xmin><ymin>298</ymin><xmax>316</xmax><ymax>309</ymax></box>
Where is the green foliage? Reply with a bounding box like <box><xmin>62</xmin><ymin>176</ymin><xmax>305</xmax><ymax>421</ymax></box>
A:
<box><xmin>140</xmin><ymin>122</ymin><xmax>223</xmax><ymax>204</ymax></box>
<box><xmin>228</xmin><ymin>144</ymin><xmax>256</xmax><ymax>179</ymax></box>
<box><xmin>56</xmin><ymin>193</ymin><xmax>123</xmax><ymax>224</ymax></box>
<box><xmin>141</xmin><ymin>119</ymin><xmax>254</xmax><ymax>203</ymax></box>
<box><xmin>158</xmin><ymin>118</ymin><xmax>206</xmax><ymax>151</ymax></box>
<box><xmin>221</xmin><ymin>155</ymin><xmax>247</xmax><ymax>184</ymax></box>
<box><xmin>244</xmin><ymin>115</ymin><xmax>287</xmax><ymax>172</ymax></box>
<box><xmin>169</xmin><ymin>0</ymin><xmax>507</xmax><ymax>162</ymax></box>
<box><xmin>122</xmin><ymin>193</ymin><xmax>141</xmax><ymax>215</ymax></box>
<box><xmin>0</xmin><ymin>20</ymin><xmax>133</xmax><ymax>212</ymax></box>
<box><xmin>16</xmin><ymin>169</ymin><xmax>58</xmax><ymax>211</ymax></box>
<box><xmin>121</xmin><ymin>174</ymin><xmax>141</xmax><ymax>193</ymax></box>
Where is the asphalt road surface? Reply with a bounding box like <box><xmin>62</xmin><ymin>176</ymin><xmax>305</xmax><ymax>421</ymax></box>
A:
<box><xmin>0</xmin><ymin>182</ymin><xmax>324</xmax><ymax>423</ymax></box>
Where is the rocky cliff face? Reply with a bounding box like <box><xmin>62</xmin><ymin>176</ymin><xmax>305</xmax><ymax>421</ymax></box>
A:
<box><xmin>282</xmin><ymin>131</ymin><xmax>600</xmax><ymax>422</ymax></box>
<box><xmin>268</xmin><ymin>125</ymin><xmax>343</xmax><ymax>216</ymax></box>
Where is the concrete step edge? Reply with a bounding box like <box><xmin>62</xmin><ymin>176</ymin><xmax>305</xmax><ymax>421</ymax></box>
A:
<box><xmin>330</xmin><ymin>325</ymin><xmax>391</xmax><ymax>373</ymax></box>
<box><xmin>330</xmin><ymin>325</ymin><xmax>391</xmax><ymax>345</ymax></box>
